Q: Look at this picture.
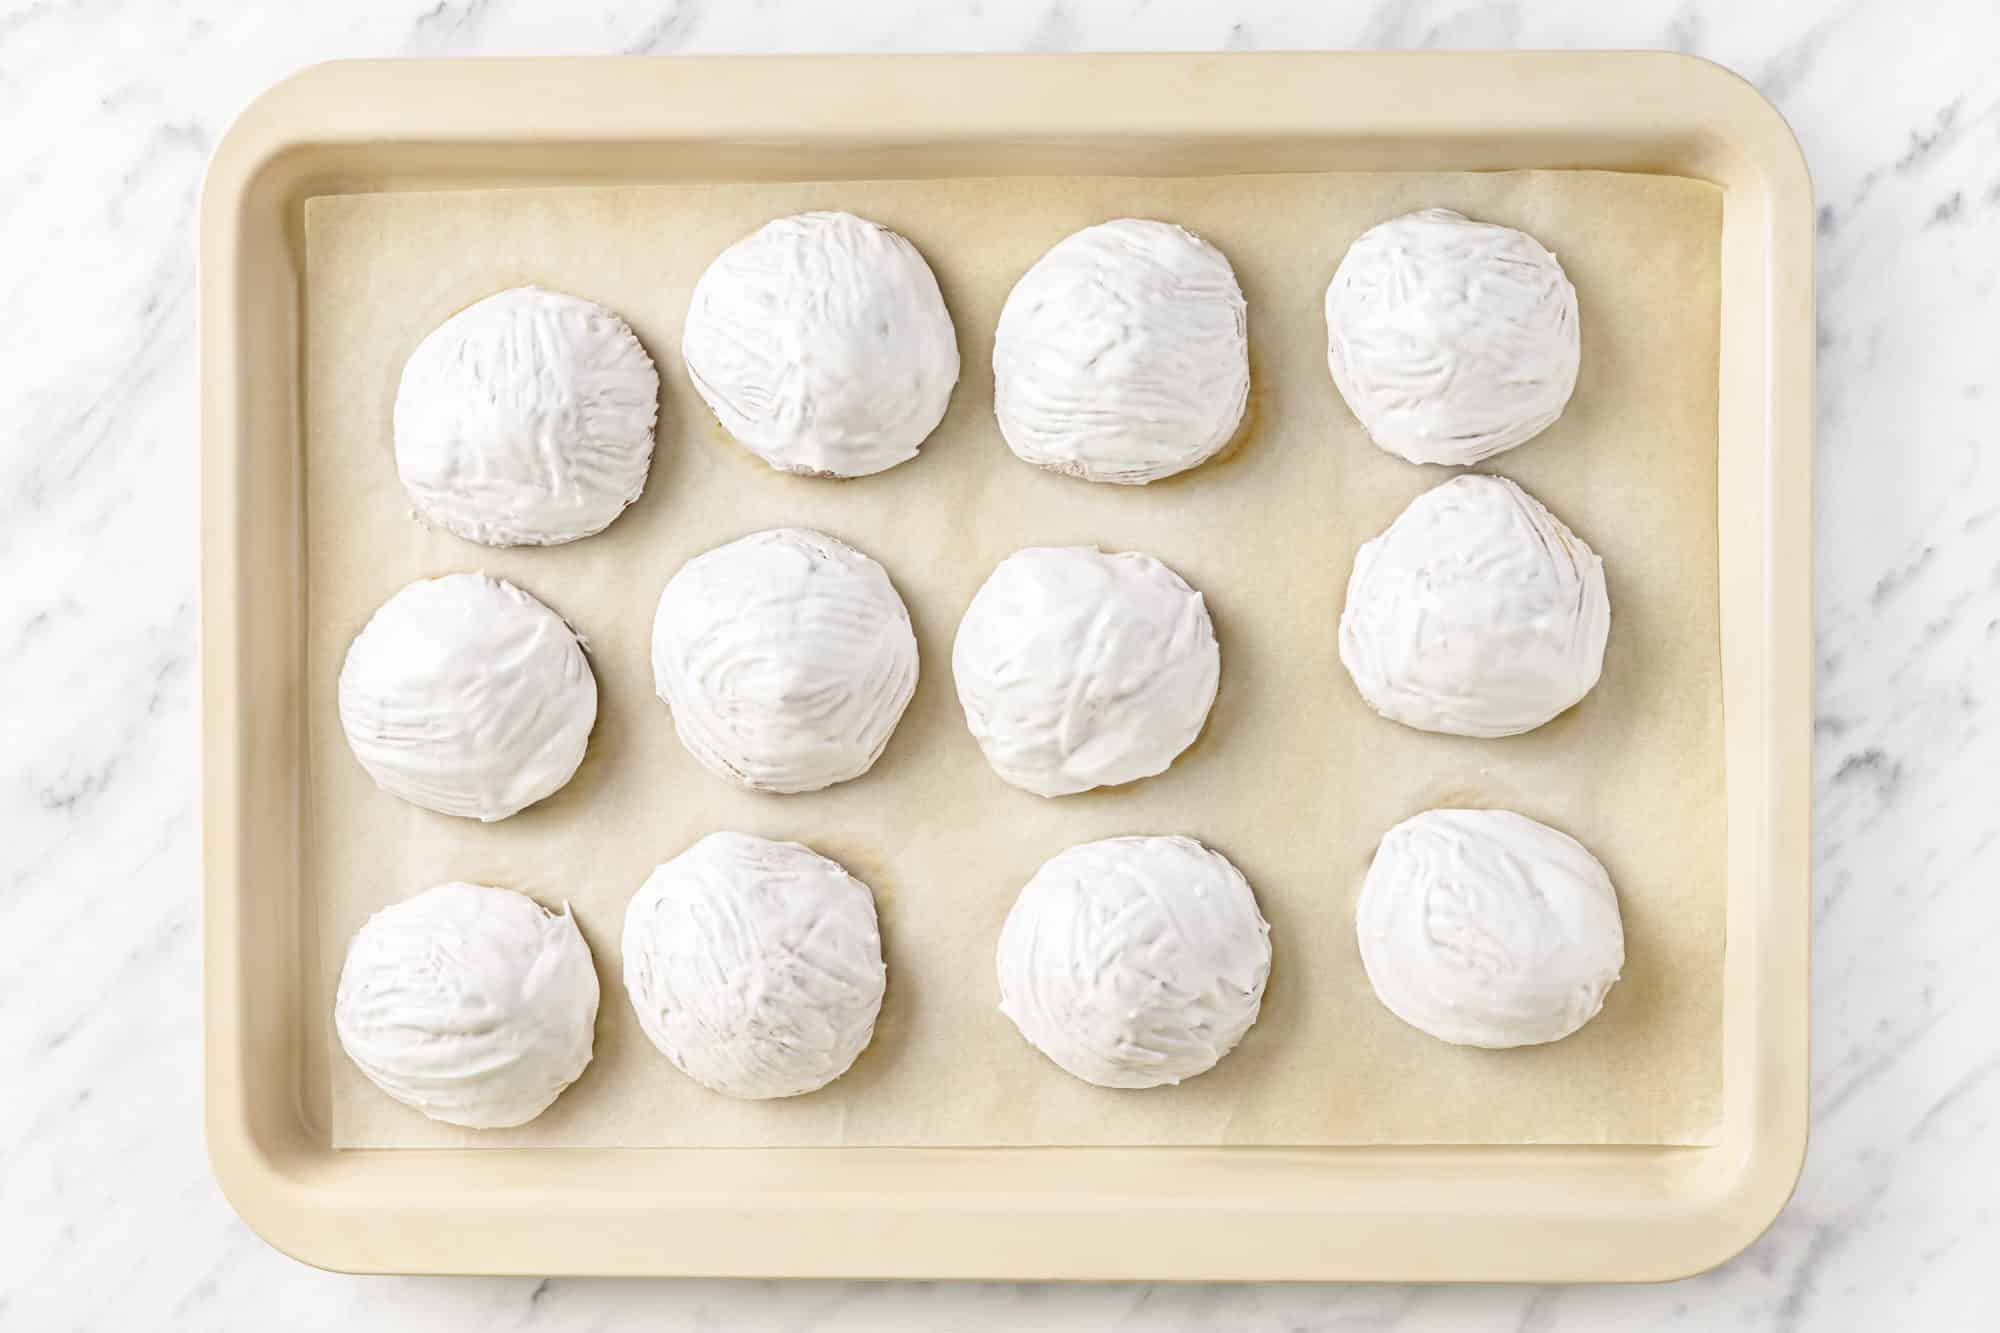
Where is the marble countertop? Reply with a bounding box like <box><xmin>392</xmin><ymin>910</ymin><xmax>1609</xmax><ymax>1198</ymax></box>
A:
<box><xmin>5</xmin><ymin>0</ymin><xmax>1996</xmax><ymax>1327</ymax></box>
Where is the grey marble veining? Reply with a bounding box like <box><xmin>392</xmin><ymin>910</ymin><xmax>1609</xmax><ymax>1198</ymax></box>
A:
<box><xmin>2</xmin><ymin>1</ymin><xmax>1997</xmax><ymax>1328</ymax></box>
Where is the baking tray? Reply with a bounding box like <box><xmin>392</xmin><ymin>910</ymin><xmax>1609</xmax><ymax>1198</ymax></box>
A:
<box><xmin>200</xmin><ymin>53</ymin><xmax>1811</xmax><ymax>1281</ymax></box>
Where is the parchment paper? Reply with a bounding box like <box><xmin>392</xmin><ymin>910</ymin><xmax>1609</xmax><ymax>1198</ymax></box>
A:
<box><xmin>305</xmin><ymin>170</ymin><xmax>1724</xmax><ymax>1149</ymax></box>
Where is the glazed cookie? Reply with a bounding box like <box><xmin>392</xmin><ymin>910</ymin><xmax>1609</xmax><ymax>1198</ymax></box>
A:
<box><xmin>1357</xmin><ymin>808</ymin><xmax>1624</xmax><ymax>1048</ymax></box>
<box><xmin>682</xmin><ymin>211</ymin><xmax>959</xmax><ymax>477</ymax></box>
<box><xmin>623</xmin><ymin>833</ymin><xmax>886</xmax><ymax>1099</ymax></box>
<box><xmin>1326</xmin><ymin>208</ymin><xmax>1579</xmax><ymax>466</ymax></box>
<box><xmin>395</xmin><ymin>286</ymin><xmax>659</xmax><ymax>546</ymax></box>
<box><xmin>994</xmin><ymin>218</ymin><xmax>1249</xmax><ymax>484</ymax></box>
<box><xmin>997</xmin><ymin>835</ymin><xmax>1271</xmax><ymax>1088</ymax></box>
<box><xmin>338</xmin><ymin>573</ymin><xmax>596</xmax><ymax>821</ymax></box>
<box><xmin>651</xmin><ymin>528</ymin><xmax>919</xmax><ymax>794</ymax></box>
<box><xmin>336</xmin><ymin>883</ymin><xmax>599</xmax><ymax>1128</ymax></box>
<box><xmin>953</xmin><ymin>546</ymin><xmax>1219</xmax><ymax>797</ymax></box>
<box><xmin>1339</xmin><ymin>474</ymin><xmax>1609</xmax><ymax>738</ymax></box>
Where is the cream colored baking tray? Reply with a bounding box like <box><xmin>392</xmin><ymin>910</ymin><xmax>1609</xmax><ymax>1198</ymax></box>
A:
<box><xmin>200</xmin><ymin>53</ymin><xmax>1810</xmax><ymax>1281</ymax></box>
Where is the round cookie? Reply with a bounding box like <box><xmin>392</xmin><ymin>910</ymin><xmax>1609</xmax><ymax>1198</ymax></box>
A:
<box><xmin>1338</xmin><ymin>473</ymin><xmax>1609</xmax><ymax>738</ymax></box>
<box><xmin>953</xmin><ymin>546</ymin><xmax>1219</xmax><ymax>798</ymax></box>
<box><xmin>652</xmin><ymin>527</ymin><xmax>919</xmax><ymax>794</ymax></box>
<box><xmin>682</xmin><ymin>210</ymin><xmax>959</xmax><ymax>477</ymax></box>
<box><xmin>623</xmin><ymin>832</ymin><xmax>886</xmax><ymax>1100</ymax></box>
<box><xmin>394</xmin><ymin>286</ymin><xmax>659</xmax><ymax>546</ymax></box>
<box><xmin>335</xmin><ymin>882</ymin><xmax>599</xmax><ymax>1128</ymax></box>
<box><xmin>1356</xmin><ymin>808</ymin><xmax>1624</xmax><ymax>1048</ymax></box>
<box><xmin>994</xmin><ymin>218</ymin><xmax>1249</xmax><ymax>484</ymax></box>
<box><xmin>1325</xmin><ymin>208</ymin><xmax>1579</xmax><ymax>466</ymax></box>
<box><xmin>997</xmin><ymin>835</ymin><xmax>1271</xmax><ymax>1089</ymax></box>
<box><xmin>338</xmin><ymin>573</ymin><xmax>597</xmax><ymax>821</ymax></box>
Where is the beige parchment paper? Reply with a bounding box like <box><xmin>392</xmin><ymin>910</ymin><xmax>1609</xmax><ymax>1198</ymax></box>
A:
<box><xmin>305</xmin><ymin>170</ymin><xmax>1724</xmax><ymax>1149</ymax></box>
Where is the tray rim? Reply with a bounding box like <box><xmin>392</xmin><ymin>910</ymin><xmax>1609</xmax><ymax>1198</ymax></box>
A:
<box><xmin>200</xmin><ymin>51</ymin><xmax>1811</xmax><ymax>1283</ymax></box>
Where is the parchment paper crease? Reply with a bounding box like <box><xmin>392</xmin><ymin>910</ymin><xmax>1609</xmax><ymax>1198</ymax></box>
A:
<box><xmin>305</xmin><ymin>170</ymin><xmax>1725</xmax><ymax>1149</ymax></box>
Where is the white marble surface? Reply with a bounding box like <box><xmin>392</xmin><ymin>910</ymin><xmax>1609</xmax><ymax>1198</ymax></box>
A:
<box><xmin>3</xmin><ymin>0</ymin><xmax>1996</xmax><ymax>1327</ymax></box>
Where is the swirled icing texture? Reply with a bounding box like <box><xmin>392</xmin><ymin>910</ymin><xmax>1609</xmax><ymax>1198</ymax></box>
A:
<box><xmin>623</xmin><ymin>832</ymin><xmax>886</xmax><ymax>1100</ymax></box>
<box><xmin>952</xmin><ymin>546</ymin><xmax>1220</xmax><ymax>797</ymax></box>
<box><xmin>393</xmin><ymin>286</ymin><xmax>660</xmax><ymax>546</ymax></box>
<box><xmin>1356</xmin><ymin>809</ymin><xmax>1624</xmax><ymax>1049</ymax></box>
<box><xmin>651</xmin><ymin>528</ymin><xmax>918</xmax><ymax>794</ymax></box>
<box><xmin>1325</xmin><ymin>208</ymin><xmax>1579</xmax><ymax>466</ymax></box>
<box><xmin>338</xmin><ymin>573</ymin><xmax>597</xmax><ymax>821</ymax></box>
<box><xmin>996</xmin><ymin>836</ymin><xmax>1271</xmax><ymax>1089</ymax></box>
<box><xmin>681</xmin><ymin>211</ymin><xmax>959</xmax><ymax>477</ymax></box>
<box><xmin>335</xmin><ymin>882</ymin><xmax>600</xmax><ymax>1128</ymax></box>
<box><xmin>993</xmin><ymin>218</ymin><xmax>1249</xmax><ymax>484</ymax></box>
<box><xmin>1339</xmin><ymin>474</ymin><xmax>1609</xmax><ymax>738</ymax></box>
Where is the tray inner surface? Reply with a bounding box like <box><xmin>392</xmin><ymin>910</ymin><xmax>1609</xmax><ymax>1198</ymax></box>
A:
<box><xmin>302</xmin><ymin>170</ymin><xmax>1724</xmax><ymax>1151</ymax></box>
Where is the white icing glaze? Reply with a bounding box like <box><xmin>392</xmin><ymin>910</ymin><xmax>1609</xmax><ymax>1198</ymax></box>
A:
<box><xmin>651</xmin><ymin>528</ymin><xmax>918</xmax><ymax>794</ymax></box>
<box><xmin>335</xmin><ymin>882</ymin><xmax>599</xmax><ymax>1128</ymax></box>
<box><xmin>1325</xmin><ymin>208</ymin><xmax>1580</xmax><ymax>466</ymax></box>
<box><xmin>993</xmin><ymin>218</ymin><xmax>1249</xmax><ymax>484</ymax></box>
<box><xmin>338</xmin><ymin>573</ymin><xmax>597</xmax><ymax>821</ymax></box>
<box><xmin>1339</xmin><ymin>474</ymin><xmax>1609</xmax><ymax>738</ymax></box>
<box><xmin>996</xmin><ymin>836</ymin><xmax>1270</xmax><ymax>1089</ymax></box>
<box><xmin>394</xmin><ymin>286</ymin><xmax>659</xmax><ymax>546</ymax></box>
<box><xmin>952</xmin><ymin>546</ymin><xmax>1219</xmax><ymax>797</ymax></box>
<box><xmin>682</xmin><ymin>211</ymin><xmax>959</xmax><ymax>477</ymax></box>
<box><xmin>1356</xmin><ymin>808</ymin><xmax>1624</xmax><ymax>1049</ymax></box>
<box><xmin>622</xmin><ymin>832</ymin><xmax>886</xmax><ymax>1100</ymax></box>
